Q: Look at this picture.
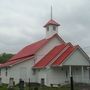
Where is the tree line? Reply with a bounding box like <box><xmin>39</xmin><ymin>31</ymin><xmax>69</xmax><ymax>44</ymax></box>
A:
<box><xmin>0</xmin><ymin>53</ymin><xmax>14</xmax><ymax>63</ymax></box>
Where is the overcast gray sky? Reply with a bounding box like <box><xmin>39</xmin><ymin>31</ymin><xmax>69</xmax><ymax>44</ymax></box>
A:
<box><xmin>0</xmin><ymin>0</ymin><xmax>90</xmax><ymax>54</ymax></box>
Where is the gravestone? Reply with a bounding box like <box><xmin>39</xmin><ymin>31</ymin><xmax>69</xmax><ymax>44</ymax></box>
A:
<box><xmin>41</xmin><ymin>78</ymin><xmax>45</xmax><ymax>86</ymax></box>
<box><xmin>8</xmin><ymin>78</ymin><xmax>14</xmax><ymax>90</ymax></box>
<box><xmin>19</xmin><ymin>79</ymin><xmax>24</xmax><ymax>90</ymax></box>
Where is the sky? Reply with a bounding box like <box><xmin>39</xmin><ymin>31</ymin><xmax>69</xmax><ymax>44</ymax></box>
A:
<box><xmin>0</xmin><ymin>0</ymin><xmax>90</xmax><ymax>55</ymax></box>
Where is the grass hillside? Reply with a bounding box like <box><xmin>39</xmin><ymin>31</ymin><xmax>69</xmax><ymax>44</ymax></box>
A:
<box><xmin>0</xmin><ymin>53</ymin><xmax>14</xmax><ymax>63</ymax></box>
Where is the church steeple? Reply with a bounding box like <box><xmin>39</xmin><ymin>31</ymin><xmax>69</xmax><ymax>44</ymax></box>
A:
<box><xmin>44</xmin><ymin>6</ymin><xmax>60</xmax><ymax>38</ymax></box>
<box><xmin>51</xmin><ymin>5</ymin><xmax>52</xmax><ymax>20</ymax></box>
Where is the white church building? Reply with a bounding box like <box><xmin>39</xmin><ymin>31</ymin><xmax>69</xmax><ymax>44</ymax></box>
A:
<box><xmin>0</xmin><ymin>18</ymin><xmax>90</xmax><ymax>86</ymax></box>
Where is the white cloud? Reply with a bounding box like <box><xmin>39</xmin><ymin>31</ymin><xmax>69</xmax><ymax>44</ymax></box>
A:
<box><xmin>0</xmin><ymin>0</ymin><xmax>90</xmax><ymax>54</ymax></box>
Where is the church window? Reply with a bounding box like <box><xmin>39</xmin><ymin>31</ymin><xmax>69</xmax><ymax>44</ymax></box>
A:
<box><xmin>33</xmin><ymin>69</ymin><xmax>36</xmax><ymax>75</ymax></box>
<box><xmin>0</xmin><ymin>78</ymin><xmax>2</xmax><ymax>85</ymax></box>
<box><xmin>5</xmin><ymin>68</ymin><xmax>8</xmax><ymax>76</ymax></box>
<box><xmin>0</xmin><ymin>69</ymin><xmax>1</xmax><ymax>76</ymax></box>
<box><xmin>61</xmin><ymin>67</ymin><xmax>63</xmax><ymax>71</ymax></box>
<box><xmin>53</xmin><ymin>26</ymin><xmax>56</xmax><ymax>31</ymax></box>
<box><xmin>47</xmin><ymin>26</ymin><xmax>49</xmax><ymax>31</ymax></box>
<box><xmin>76</xmin><ymin>68</ymin><xmax>78</xmax><ymax>71</ymax></box>
<box><xmin>65</xmin><ymin>70</ymin><xmax>68</xmax><ymax>78</ymax></box>
<box><xmin>89</xmin><ymin>69</ymin><xmax>90</xmax><ymax>80</ymax></box>
<box><xmin>41</xmin><ymin>78</ymin><xmax>45</xmax><ymax>85</ymax></box>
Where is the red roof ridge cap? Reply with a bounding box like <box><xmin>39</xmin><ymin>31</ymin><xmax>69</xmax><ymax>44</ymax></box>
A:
<box><xmin>66</xmin><ymin>42</ymin><xmax>73</xmax><ymax>47</ymax></box>
<box><xmin>44</xmin><ymin>19</ymin><xmax>60</xmax><ymax>27</ymax></box>
<box><xmin>74</xmin><ymin>45</ymin><xmax>79</xmax><ymax>48</ymax></box>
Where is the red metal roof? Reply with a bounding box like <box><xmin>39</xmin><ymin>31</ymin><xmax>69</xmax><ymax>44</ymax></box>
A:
<box><xmin>51</xmin><ymin>46</ymin><xmax>75</xmax><ymax>66</ymax></box>
<box><xmin>0</xmin><ymin>56</ymin><xmax>34</xmax><ymax>68</ymax></box>
<box><xmin>9</xmin><ymin>39</ymin><xmax>48</xmax><ymax>61</ymax></box>
<box><xmin>44</xmin><ymin>19</ymin><xmax>60</xmax><ymax>27</ymax></box>
<box><xmin>33</xmin><ymin>43</ymin><xmax>74</xmax><ymax>68</ymax></box>
<box><xmin>0</xmin><ymin>45</ymin><xmax>79</xmax><ymax>68</ymax></box>
<box><xmin>0</xmin><ymin>34</ymin><xmax>65</xmax><ymax>68</ymax></box>
<box><xmin>33</xmin><ymin>44</ymin><xmax>66</xmax><ymax>68</ymax></box>
<box><xmin>9</xmin><ymin>34</ymin><xmax>64</xmax><ymax>61</ymax></box>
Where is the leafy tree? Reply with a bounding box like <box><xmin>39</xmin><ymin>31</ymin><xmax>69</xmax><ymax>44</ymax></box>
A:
<box><xmin>0</xmin><ymin>53</ymin><xmax>14</xmax><ymax>63</ymax></box>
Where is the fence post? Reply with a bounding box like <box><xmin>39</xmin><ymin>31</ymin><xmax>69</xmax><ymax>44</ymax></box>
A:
<box><xmin>19</xmin><ymin>79</ymin><xmax>24</xmax><ymax>90</ymax></box>
<box><xmin>70</xmin><ymin>76</ymin><xmax>74</xmax><ymax>90</ymax></box>
<box><xmin>28</xmin><ymin>78</ymin><xmax>30</xmax><ymax>90</ymax></box>
<box><xmin>0</xmin><ymin>78</ymin><xmax>2</xmax><ymax>86</ymax></box>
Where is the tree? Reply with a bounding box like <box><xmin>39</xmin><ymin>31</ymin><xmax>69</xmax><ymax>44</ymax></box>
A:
<box><xmin>0</xmin><ymin>53</ymin><xmax>14</xmax><ymax>63</ymax></box>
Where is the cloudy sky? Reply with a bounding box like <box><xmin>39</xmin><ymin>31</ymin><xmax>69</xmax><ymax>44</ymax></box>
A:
<box><xmin>0</xmin><ymin>0</ymin><xmax>90</xmax><ymax>54</ymax></box>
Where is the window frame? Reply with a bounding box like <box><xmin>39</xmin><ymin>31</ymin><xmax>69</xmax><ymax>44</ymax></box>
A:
<box><xmin>65</xmin><ymin>70</ymin><xmax>68</xmax><ymax>78</ymax></box>
<box><xmin>5</xmin><ymin>67</ymin><xmax>8</xmax><ymax>76</ymax></box>
<box><xmin>47</xmin><ymin>26</ymin><xmax>49</xmax><ymax>31</ymax></box>
<box><xmin>53</xmin><ymin>26</ymin><xmax>56</xmax><ymax>31</ymax></box>
<box><xmin>0</xmin><ymin>69</ymin><xmax>1</xmax><ymax>76</ymax></box>
<box><xmin>41</xmin><ymin>78</ymin><xmax>45</xmax><ymax>85</ymax></box>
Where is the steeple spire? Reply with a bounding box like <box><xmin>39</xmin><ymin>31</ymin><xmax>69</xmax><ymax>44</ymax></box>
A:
<box><xmin>44</xmin><ymin>6</ymin><xmax>60</xmax><ymax>38</ymax></box>
<box><xmin>51</xmin><ymin>5</ymin><xmax>53</xmax><ymax>20</ymax></box>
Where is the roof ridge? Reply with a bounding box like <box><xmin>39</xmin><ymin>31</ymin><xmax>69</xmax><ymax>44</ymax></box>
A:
<box><xmin>8</xmin><ymin>39</ymin><xmax>48</xmax><ymax>61</ymax></box>
<box><xmin>33</xmin><ymin>42</ymin><xmax>73</xmax><ymax>68</ymax></box>
<box><xmin>9</xmin><ymin>34</ymin><xmax>64</xmax><ymax>62</ymax></box>
<box><xmin>0</xmin><ymin>56</ymin><xmax>34</xmax><ymax>68</ymax></box>
<box><xmin>51</xmin><ymin>45</ymin><xmax>74</xmax><ymax>66</ymax></box>
<box><xmin>66</xmin><ymin>42</ymin><xmax>74</xmax><ymax>47</ymax></box>
<box><xmin>33</xmin><ymin>43</ymin><xmax>66</xmax><ymax>68</ymax></box>
<box><xmin>3</xmin><ymin>34</ymin><xmax>65</xmax><ymax>67</ymax></box>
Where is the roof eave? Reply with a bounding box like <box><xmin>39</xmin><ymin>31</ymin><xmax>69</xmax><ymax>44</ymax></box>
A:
<box><xmin>44</xmin><ymin>24</ymin><xmax>60</xmax><ymax>28</ymax></box>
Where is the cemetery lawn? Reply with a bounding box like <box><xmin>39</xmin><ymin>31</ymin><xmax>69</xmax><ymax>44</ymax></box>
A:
<box><xmin>0</xmin><ymin>85</ymin><xmax>80</xmax><ymax>90</ymax></box>
<box><xmin>0</xmin><ymin>86</ymin><xmax>70</xmax><ymax>90</ymax></box>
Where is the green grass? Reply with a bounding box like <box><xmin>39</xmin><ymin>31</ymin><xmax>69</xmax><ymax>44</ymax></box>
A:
<box><xmin>1</xmin><ymin>82</ymin><xmax>89</xmax><ymax>90</ymax></box>
<box><xmin>0</xmin><ymin>85</ymin><xmax>69</xmax><ymax>90</ymax></box>
<box><xmin>0</xmin><ymin>84</ymin><xmax>80</xmax><ymax>90</ymax></box>
<box><xmin>0</xmin><ymin>84</ymin><xmax>8</xmax><ymax>90</ymax></box>
<box><xmin>0</xmin><ymin>86</ymin><xmax>77</xmax><ymax>90</ymax></box>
